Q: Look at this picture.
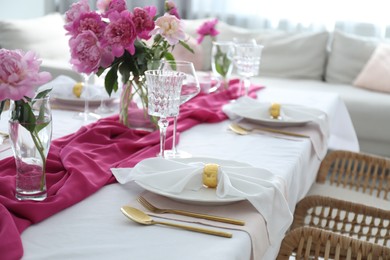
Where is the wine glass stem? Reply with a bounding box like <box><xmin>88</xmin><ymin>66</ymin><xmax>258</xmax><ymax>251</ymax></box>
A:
<box><xmin>83</xmin><ymin>73</ymin><xmax>91</xmax><ymax>122</ymax></box>
<box><xmin>172</xmin><ymin>116</ymin><xmax>178</xmax><ymax>153</ymax></box>
<box><xmin>244</xmin><ymin>77</ymin><xmax>250</xmax><ymax>96</ymax></box>
<box><xmin>158</xmin><ymin>118</ymin><xmax>169</xmax><ymax>158</ymax></box>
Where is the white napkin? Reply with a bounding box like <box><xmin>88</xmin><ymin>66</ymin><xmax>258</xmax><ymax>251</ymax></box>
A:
<box><xmin>223</xmin><ymin>96</ymin><xmax>330</xmax><ymax>159</ymax></box>
<box><xmin>111</xmin><ymin>157</ymin><xmax>293</xmax><ymax>245</ymax></box>
<box><xmin>40</xmin><ymin>75</ymin><xmax>109</xmax><ymax>100</ymax></box>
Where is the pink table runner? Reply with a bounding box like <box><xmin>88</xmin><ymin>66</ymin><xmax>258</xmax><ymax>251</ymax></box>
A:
<box><xmin>0</xmin><ymin>82</ymin><xmax>262</xmax><ymax>259</ymax></box>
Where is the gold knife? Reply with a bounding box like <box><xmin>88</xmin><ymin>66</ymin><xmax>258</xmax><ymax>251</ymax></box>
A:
<box><xmin>138</xmin><ymin>196</ymin><xmax>245</xmax><ymax>226</ymax></box>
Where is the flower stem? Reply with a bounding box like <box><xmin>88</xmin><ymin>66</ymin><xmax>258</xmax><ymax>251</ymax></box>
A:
<box><xmin>30</xmin><ymin>130</ymin><xmax>46</xmax><ymax>191</ymax></box>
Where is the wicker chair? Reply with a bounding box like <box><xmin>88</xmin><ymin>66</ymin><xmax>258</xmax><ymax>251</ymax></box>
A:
<box><xmin>276</xmin><ymin>226</ymin><xmax>390</xmax><ymax>260</ymax></box>
<box><xmin>292</xmin><ymin>195</ymin><xmax>390</xmax><ymax>247</ymax></box>
<box><xmin>316</xmin><ymin>150</ymin><xmax>390</xmax><ymax>200</ymax></box>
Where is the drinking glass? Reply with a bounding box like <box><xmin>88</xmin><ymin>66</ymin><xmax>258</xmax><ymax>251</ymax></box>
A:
<box><xmin>233</xmin><ymin>43</ymin><xmax>264</xmax><ymax>96</ymax></box>
<box><xmin>157</xmin><ymin>60</ymin><xmax>200</xmax><ymax>158</ymax></box>
<box><xmin>211</xmin><ymin>41</ymin><xmax>234</xmax><ymax>89</ymax></box>
<box><xmin>74</xmin><ymin>73</ymin><xmax>101</xmax><ymax>122</ymax></box>
<box><xmin>95</xmin><ymin>71</ymin><xmax>114</xmax><ymax>114</ymax></box>
<box><xmin>145</xmin><ymin>70</ymin><xmax>185</xmax><ymax>158</ymax></box>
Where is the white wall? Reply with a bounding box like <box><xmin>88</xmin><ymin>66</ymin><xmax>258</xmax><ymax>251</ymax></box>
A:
<box><xmin>0</xmin><ymin>0</ymin><xmax>55</xmax><ymax>19</ymax></box>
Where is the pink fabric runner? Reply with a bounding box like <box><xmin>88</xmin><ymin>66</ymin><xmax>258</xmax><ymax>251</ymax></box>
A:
<box><xmin>0</xmin><ymin>81</ymin><xmax>262</xmax><ymax>259</ymax></box>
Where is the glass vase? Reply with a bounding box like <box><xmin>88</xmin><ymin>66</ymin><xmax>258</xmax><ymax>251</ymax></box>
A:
<box><xmin>211</xmin><ymin>41</ymin><xmax>234</xmax><ymax>90</ymax></box>
<box><xmin>119</xmin><ymin>79</ymin><xmax>156</xmax><ymax>131</ymax></box>
<box><xmin>9</xmin><ymin>96</ymin><xmax>52</xmax><ymax>201</ymax></box>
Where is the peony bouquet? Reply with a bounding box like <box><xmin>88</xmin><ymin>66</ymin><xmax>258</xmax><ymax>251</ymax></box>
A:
<box><xmin>0</xmin><ymin>49</ymin><xmax>52</xmax><ymax>184</ymax></box>
<box><xmin>64</xmin><ymin>0</ymin><xmax>192</xmax><ymax>125</ymax></box>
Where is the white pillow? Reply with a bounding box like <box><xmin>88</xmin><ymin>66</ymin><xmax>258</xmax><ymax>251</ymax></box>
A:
<box><xmin>254</xmin><ymin>31</ymin><xmax>329</xmax><ymax>80</ymax></box>
<box><xmin>0</xmin><ymin>13</ymin><xmax>70</xmax><ymax>61</ymax></box>
<box><xmin>325</xmin><ymin>30</ymin><xmax>379</xmax><ymax>84</ymax></box>
<box><xmin>353</xmin><ymin>43</ymin><xmax>390</xmax><ymax>93</ymax></box>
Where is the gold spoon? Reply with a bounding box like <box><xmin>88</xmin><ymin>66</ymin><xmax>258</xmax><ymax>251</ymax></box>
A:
<box><xmin>120</xmin><ymin>206</ymin><xmax>232</xmax><ymax>238</ymax></box>
<box><xmin>229</xmin><ymin>123</ymin><xmax>309</xmax><ymax>138</ymax></box>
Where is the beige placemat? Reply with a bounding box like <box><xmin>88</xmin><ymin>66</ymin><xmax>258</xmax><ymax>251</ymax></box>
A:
<box><xmin>127</xmin><ymin>191</ymin><xmax>270</xmax><ymax>260</ymax></box>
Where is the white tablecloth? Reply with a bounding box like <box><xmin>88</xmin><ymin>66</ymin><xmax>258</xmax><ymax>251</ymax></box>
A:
<box><xmin>0</xmin><ymin>86</ymin><xmax>359</xmax><ymax>260</ymax></box>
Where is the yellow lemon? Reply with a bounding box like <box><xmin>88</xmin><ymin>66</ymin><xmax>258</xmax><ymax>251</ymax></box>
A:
<box><xmin>202</xmin><ymin>163</ymin><xmax>219</xmax><ymax>188</ymax></box>
<box><xmin>270</xmin><ymin>103</ymin><xmax>281</xmax><ymax>119</ymax></box>
<box><xmin>72</xmin><ymin>82</ymin><xmax>83</xmax><ymax>98</ymax></box>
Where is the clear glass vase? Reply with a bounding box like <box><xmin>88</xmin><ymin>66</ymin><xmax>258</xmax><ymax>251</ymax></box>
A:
<box><xmin>119</xmin><ymin>79</ymin><xmax>156</xmax><ymax>131</ymax></box>
<box><xmin>211</xmin><ymin>41</ymin><xmax>234</xmax><ymax>90</ymax></box>
<box><xmin>9</xmin><ymin>96</ymin><xmax>52</xmax><ymax>201</ymax></box>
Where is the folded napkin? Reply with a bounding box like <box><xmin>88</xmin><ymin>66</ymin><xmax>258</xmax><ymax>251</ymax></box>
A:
<box><xmin>223</xmin><ymin>96</ymin><xmax>330</xmax><ymax>159</ymax></box>
<box><xmin>0</xmin><ymin>82</ymin><xmax>263</xmax><ymax>260</ymax></box>
<box><xmin>111</xmin><ymin>157</ymin><xmax>293</xmax><ymax>247</ymax></box>
<box><xmin>42</xmin><ymin>75</ymin><xmax>110</xmax><ymax>100</ymax></box>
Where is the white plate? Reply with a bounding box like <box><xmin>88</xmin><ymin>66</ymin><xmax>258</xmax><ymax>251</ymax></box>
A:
<box><xmin>53</xmin><ymin>96</ymin><xmax>116</xmax><ymax>106</ymax></box>
<box><xmin>136</xmin><ymin>157</ymin><xmax>248</xmax><ymax>206</ymax></box>
<box><xmin>234</xmin><ymin>107</ymin><xmax>311</xmax><ymax>127</ymax></box>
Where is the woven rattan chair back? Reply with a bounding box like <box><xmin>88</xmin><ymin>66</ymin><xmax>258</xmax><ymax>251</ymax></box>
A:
<box><xmin>277</xmin><ymin>227</ymin><xmax>390</xmax><ymax>260</ymax></box>
<box><xmin>316</xmin><ymin>150</ymin><xmax>390</xmax><ymax>200</ymax></box>
<box><xmin>292</xmin><ymin>196</ymin><xmax>390</xmax><ymax>247</ymax></box>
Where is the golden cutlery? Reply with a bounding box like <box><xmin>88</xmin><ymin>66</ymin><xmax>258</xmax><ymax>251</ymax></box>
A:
<box><xmin>138</xmin><ymin>196</ymin><xmax>245</xmax><ymax>226</ymax></box>
<box><xmin>121</xmin><ymin>206</ymin><xmax>232</xmax><ymax>238</ymax></box>
<box><xmin>229</xmin><ymin>123</ymin><xmax>309</xmax><ymax>138</ymax></box>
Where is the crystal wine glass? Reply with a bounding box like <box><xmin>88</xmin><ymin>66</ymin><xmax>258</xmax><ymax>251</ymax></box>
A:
<box><xmin>157</xmin><ymin>60</ymin><xmax>200</xmax><ymax>158</ymax></box>
<box><xmin>233</xmin><ymin>43</ymin><xmax>264</xmax><ymax>96</ymax></box>
<box><xmin>145</xmin><ymin>70</ymin><xmax>185</xmax><ymax>158</ymax></box>
<box><xmin>94</xmin><ymin>71</ymin><xmax>114</xmax><ymax>114</ymax></box>
<box><xmin>74</xmin><ymin>73</ymin><xmax>101</xmax><ymax>122</ymax></box>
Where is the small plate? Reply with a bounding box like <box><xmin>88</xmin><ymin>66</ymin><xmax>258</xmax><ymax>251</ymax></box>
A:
<box><xmin>136</xmin><ymin>157</ymin><xmax>248</xmax><ymax>206</ymax></box>
<box><xmin>234</xmin><ymin>107</ymin><xmax>311</xmax><ymax>127</ymax></box>
<box><xmin>53</xmin><ymin>96</ymin><xmax>116</xmax><ymax>106</ymax></box>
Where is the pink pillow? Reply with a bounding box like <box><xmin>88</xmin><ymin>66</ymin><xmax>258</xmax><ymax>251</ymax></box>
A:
<box><xmin>172</xmin><ymin>36</ymin><xmax>204</xmax><ymax>71</ymax></box>
<box><xmin>353</xmin><ymin>43</ymin><xmax>390</xmax><ymax>93</ymax></box>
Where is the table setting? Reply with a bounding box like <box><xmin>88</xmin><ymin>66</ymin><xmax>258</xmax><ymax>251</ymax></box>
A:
<box><xmin>0</xmin><ymin>2</ymin><xmax>360</xmax><ymax>260</ymax></box>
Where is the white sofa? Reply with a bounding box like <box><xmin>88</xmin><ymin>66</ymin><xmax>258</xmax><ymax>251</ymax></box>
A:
<box><xmin>1</xmin><ymin>14</ymin><xmax>389</xmax><ymax>157</ymax></box>
<box><xmin>179</xmin><ymin>19</ymin><xmax>390</xmax><ymax>158</ymax></box>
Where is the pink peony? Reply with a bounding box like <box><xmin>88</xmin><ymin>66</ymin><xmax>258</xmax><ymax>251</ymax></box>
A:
<box><xmin>196</xmin><ymin>18</ymin><xmax>219</xmax><ymax>44</ymax></box>
<box><xmin>165</xmin><ymin>1</ymin><xmax>180</xmax><ymax>19</ymax></box>
<box><xmin>64</xmin><ymin>0</ymin><xmax>90</xmax><ymax>31</ymax></box>
<box><xmin>151</xmin><ymin>14</ymin><xmax>185</xmax><ymax>45</ymax></box>
<box><xmin>69</xmin><ymin>31</ymin><xmax>114</xmax><ymax>74</ymax></box>
<box><xmin>96</xmin><ymin>0</ymin><xmax>111</xmax><ymax>13</ymax></box>
<box><xmin>66</xmin><ymin>11</ymin><xmax>106</xmax><ymax>39</ymax></box>
<box><xmin>0</xmin><ymin>49</ymin><xmax>51</xmax><ymax>101</ymax></box>
<box><xmin>100</xmin><ymin>0</ymin><xmax>127</xmax><ymax>18</ymax></box>
<box><xmin>132</xmin><ymin>6</ymin><xmax>156</xmax><ymax>40</ymax></box>
<box><xmin>104</xmin><ymin>10</ymin><xmax>137</xmax><ymax>56</ymax></box>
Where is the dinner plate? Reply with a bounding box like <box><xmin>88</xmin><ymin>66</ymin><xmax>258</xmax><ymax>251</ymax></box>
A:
<box><xmin>53</xmin><ymin>96</ymin><xmax>116</xmax><ymax>106</ymax></box>
<box><xmin>135</xmin><ymin>157</ymin><xmax>248</xmax><ymax>206</ymax></box>
<box><xmin>234</xmin><ymin>106</ymin><xmax>311</xmax><ymax>127</ymax></box>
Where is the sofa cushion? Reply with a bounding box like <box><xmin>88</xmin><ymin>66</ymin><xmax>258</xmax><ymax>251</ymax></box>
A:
<box><xmin>325</xmin><ymin>30</ymin><xmax>378</xmax><ymax>84</ymax></box>
<box><xmin>172</xmin><ymin>36</ymin><xmax>204</xmax><ymax>71</ymax></box>
<box><xmin>254</xmin><ymin>31</ymin><xmax>329</xmax><ymax>80</ymax></box>
<box><xmin>0</xmin><ymin>13</ymin><xmax>70</xmax><ymax>61</ymax></box>
<box><xmin>353</xmin><ymin>43</ymin><xmax>390</xmax><ymax>93</ymax></box>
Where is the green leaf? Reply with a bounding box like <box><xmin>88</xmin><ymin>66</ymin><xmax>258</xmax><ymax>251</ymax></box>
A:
<box><xmin>35</xmin><ymin>89</ymin><xmax>51</xmax><ymax>99</ymax></box>
<box><xmin>105</xmin><ymin>64</ymin><xmax>119</xmax><ymax>96</ymax></box>
<box><xmin>19</xmin><ymin>101</ymin><xmax>36</xmax><ymax>133</ymax></box>
<box><xmin>0</xmin><ymin>100</ymin><xmax>5</xmax><ymax>117</ymax></box>
<box><xmin>164</xmin><ymin>52</ymin><xmax>175</xmax><ymax>62</ymax></box>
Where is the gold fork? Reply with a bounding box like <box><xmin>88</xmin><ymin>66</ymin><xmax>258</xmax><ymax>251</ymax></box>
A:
<box><xmin>137</xmin><ymin>196</ymin><xmax>245</xmax><ymax>226</ymax></box>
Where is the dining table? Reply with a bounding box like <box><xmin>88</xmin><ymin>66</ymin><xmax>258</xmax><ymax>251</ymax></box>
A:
<box><xmin>0</xmin><ymin>78</ymin><xmax>359</xmax><ymax>260</ymax></box>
